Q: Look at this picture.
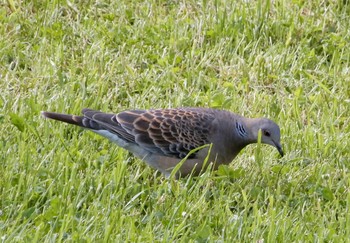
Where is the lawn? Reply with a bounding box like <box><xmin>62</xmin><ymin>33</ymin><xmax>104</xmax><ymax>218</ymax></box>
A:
<box><xmin>1</xmin><ymin>0</ymin><xmax>350</xmax><ymax>242</ymax></box>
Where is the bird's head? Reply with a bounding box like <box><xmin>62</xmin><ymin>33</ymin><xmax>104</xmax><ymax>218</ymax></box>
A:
<box><xmin>249</xmin><ymin>118</ymin><xmax>284</xmax><ymax>157</ymax></box>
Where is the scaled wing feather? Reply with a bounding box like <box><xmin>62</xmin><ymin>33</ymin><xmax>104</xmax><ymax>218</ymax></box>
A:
<box><xmin>86</xmin><ymin>108</ymin><xmax>215</xmax><ymax>159</ymax></box>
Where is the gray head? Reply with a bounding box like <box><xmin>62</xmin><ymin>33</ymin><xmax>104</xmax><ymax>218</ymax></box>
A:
<box><xmin>246</xmin><ymin>118</ymin><xmax>284</xmax><ymax>156</ymax></box>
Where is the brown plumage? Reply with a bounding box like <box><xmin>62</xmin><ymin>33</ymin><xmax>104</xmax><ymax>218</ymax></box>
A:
<box><xmin>42</xmin><ymin>108</ymin><xmax>283</xmax><ymax>177</ymax></box>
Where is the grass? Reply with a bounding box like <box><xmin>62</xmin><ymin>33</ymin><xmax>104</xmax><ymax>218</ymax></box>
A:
<box><xmin>1</xmin><ymin>0</ymin><xmax>350</xmax><ymax>241</ymax></box>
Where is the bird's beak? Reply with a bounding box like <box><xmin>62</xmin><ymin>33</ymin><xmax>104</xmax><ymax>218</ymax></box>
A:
<box><xmin>273</xmin><ymin>141</ymin><xmax>284</xmax><ymax>157</ymax></box>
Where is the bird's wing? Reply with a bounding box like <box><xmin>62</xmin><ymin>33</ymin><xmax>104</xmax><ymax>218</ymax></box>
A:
<box><xmin>84</xmin><ymin>108</ymin><xmax>215</xmax><ymax>159</ymax></box>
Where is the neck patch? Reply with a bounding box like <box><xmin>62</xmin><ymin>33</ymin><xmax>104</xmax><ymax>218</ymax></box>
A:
<box><xmin>235</xmin><ymin>121</ymin><xmax>247</xmax><ymax>138</ymax></box>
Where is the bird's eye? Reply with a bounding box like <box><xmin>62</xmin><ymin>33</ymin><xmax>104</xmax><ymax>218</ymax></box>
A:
<box><xmin>263</xmin><ymin>130</ymin><xmax>271</xmax><ymax>137</ymax></box>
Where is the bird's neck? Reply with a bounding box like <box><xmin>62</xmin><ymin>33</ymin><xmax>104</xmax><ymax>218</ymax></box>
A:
<box><xmin>241</xmin><ymin>118</ymin><xmax>260</xmax><ymax>144</ymax></box>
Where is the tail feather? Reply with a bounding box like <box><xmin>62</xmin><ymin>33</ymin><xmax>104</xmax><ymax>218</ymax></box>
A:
<box><xmin>41</xmin><ymin>111</ymin><xmax>85</xmax><ymax>127</ymax></box>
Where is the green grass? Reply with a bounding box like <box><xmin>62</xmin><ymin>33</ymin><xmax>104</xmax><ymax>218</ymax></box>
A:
<box><xmin>1</xmin><ymin>0</ymin><xmax>350</xmax><ymax>241</ymax></box>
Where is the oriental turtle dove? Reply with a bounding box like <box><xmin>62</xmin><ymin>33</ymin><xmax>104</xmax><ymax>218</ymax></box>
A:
<box><xmin>42</xmin><ymin>108</ymin><xmax>283</xmax><ymax>177</ymax></box>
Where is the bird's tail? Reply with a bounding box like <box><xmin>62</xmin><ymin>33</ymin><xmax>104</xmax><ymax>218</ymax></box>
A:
<box><xmin>41</xmin><ymin>111</ymin><xmax>85</xmax><ymax>127</ymax></box>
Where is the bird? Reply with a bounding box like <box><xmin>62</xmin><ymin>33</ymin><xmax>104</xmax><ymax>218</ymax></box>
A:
<box><xmin>41</xmin><ymin>108</ymin><xmax>283</xmax><ymax>177</ymax></box>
